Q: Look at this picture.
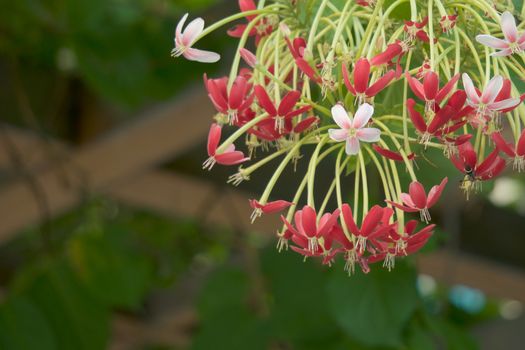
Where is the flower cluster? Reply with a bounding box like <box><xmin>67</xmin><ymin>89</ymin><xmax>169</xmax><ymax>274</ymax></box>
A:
<box><xmin>173</xmin><ymin>2</ymin><xmax>525</xmax><ymax>275</ymax></box>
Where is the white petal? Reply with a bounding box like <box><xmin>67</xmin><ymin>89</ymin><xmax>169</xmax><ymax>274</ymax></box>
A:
<box><xmin>328</xmin><ymin>128</ymin><xmax>349</xmax><ymax>142</ymax></box>
<box><xmin>462</xmin><ymin>73</ymin><xmax>480</xmax><ymax>104</ymax></box>
<box><xmin>481</xmin><ymin>75</ymin><xmax>503</xmax><ymax>104</ymax></box>
<box><xmin>331</xmin><ymin>104</ymin><xmax>351</xmax><ymax>129</ymax></box>
<box><xmin>488</xmin><ymin>98</ymin><xmax>521</xmax><ymax>111</ymax></box>
<box><xmin>175</xmin><ymin>13</ymin><xmax>189</xmax><ymax>45</ymax></box>
<box><xmin>475</xmin><ymin>34</ymin><xmax>510</xmax><ymax>49</ymax></box>
<box><xmin>182</xmin><ymin>17</ymin><xmax>205</xmax><ymax>46</ymax></box>
<box><xmin>501</xmin><ymin>11</ymin><xmax>518</xmax><ymax>42</ymax></box>
<box><xmin>183</xmin><ymin>48</ymin><xmax>221</xmax><ymax>63</ymax></box>
<box><xmin>356</xmin><ymin>127</ymin><xmax>381</xmax><ymax>142</ymax></box>
<box><xmin>345</xmin><ymin>137</ymin><xmax>360</xmax><ymax>155</ymax></box>
<box><xmin>352</xmin><ymin>103</ymin><xmax>374</xmax><ymax>129</ymax></box>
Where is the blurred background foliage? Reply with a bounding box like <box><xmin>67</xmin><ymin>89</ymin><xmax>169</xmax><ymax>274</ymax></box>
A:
<box><xmin>0</xmin><ymin>0</ymin><xmax>523</xmax><ymax>349</ymax></box>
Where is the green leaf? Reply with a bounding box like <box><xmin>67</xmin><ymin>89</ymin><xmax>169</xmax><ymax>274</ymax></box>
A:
<box><xmin>12</xmin><ymin>259</ymin><xmax>110</xmax><ymax>350</ymax></box>
<box><xmin>426</xmin><ymin>318</ymin><xmax>478</xmax><ymax>350</ymax></box>
<box><xmin>0</xmin><ymin>296</ymin><xmax>57</xmax><ymax>350</ymax></box>
<box><xmin>326</xmin><ymin>261</ymin><xmax>419</xmax><ymax>347</ymax></box>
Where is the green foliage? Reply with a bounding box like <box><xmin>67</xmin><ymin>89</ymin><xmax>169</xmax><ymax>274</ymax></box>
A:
<box><xmin>327</xmin><ymin>261</ymin><xmax>419</xmax><ymax>348</ymax></box>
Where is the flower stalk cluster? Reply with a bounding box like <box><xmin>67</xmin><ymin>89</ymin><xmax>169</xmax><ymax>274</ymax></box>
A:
<box><xmin>172</xmin><ymin>0</ymin><xmax>525</xmax><ymax>275</ymax></box>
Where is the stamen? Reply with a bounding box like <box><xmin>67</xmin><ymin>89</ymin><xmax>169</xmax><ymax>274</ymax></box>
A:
<box><xmin>202</xmin><ymin>156</ymin><xmax>216</xmax><ymax>171</ymax></box>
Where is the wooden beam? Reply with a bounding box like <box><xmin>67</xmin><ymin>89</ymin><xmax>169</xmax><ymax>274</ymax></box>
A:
<box><xmin>0</xmin><ymin>89</ymin><xmax>213</xmax><ymax>242</ymax></box>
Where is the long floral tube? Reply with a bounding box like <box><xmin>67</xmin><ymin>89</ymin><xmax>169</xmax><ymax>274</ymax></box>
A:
<box><xmin>172</xmin><ymin>0</ymin><xmax>525</xmax><ymax>275</ymax></box>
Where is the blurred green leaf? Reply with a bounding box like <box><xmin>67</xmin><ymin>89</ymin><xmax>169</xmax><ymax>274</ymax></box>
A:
<box><xmin>67</xmin><ymin>224</ymin><xmax>154</xmax><ymax>310</ymax></box>
<box><xmin>326</xmin><ymin>261</ymin><xmax>419</xmax><ymax>348</ymax></box>
<box><xmin>0</xmin><ymin>296</ymin><xmax>57</xmax><ymax>350</ymax></box>
<box><xmin>12</xmin><ymin>259</ymin><xmax>110</xmax><ymax>350</ymax></box>
<box><xmin>426</xmin><ymin>317</ymin><xmax>478</xmax><ymax>350</ymax></box>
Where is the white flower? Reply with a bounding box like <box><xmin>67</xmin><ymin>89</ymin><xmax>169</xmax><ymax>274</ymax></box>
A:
<box><xmin>476</xmin><ymin>11</ymin><xmax>525</xmax><ymax>56</ymax></box>
<box><xmin>171</xmin><ymin>13</ymin><xmax>220</xmax><ymax>63</ymax></box>
<box><xmin>462</xmin><ymin>73</ymin><xmax>520</xmax><ymax>115</ymax></box>
<box><xmin>328</xmin><ymin>103</ymin><xmax>381</xmax><ymax>155</ymax></box>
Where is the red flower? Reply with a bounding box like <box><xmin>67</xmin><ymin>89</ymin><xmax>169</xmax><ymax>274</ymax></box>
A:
<box><xmin>491</xmin><ymin>130</ymin><xmax>525</xmax><ymax>171</ymax></box>
<box><xmin>249</xmin><ymin>199</ymin><xmax>293</xmax><ymax>222</ymax></box>
<box><xmin>386</xmin><ymin>178</ymin><xmax>448</xmax><ymax>223</ymax></box>
<box><xmin>285</xmin><ymin>36</ymin><xmax>322</xmax><ymax>83</ymax></box>
<box><xmin>282</xmin><ymin>205</ymin><xmax>340</xmax><ymax>254</ymax></box>
<box><xmin>342</xmin><ymin>58</ymin><xmax>396</xmax><ymax>104</ymax></box>
<box><xmin>227</xmin><ymin>0</ymin><xmax>272</xmax><ymax>45</ymax></box>
<box><xmin>203</xmin><ymin>123</ymin><xmax>250</xmax><ymax>170</ymax></box>
<box><xmin>450</xmin><ymin>142</ymin><xmax>506</xmax><ymax>197</ymax></box>
<box><xmin>407</xmin><ymin>98</ymin><xmax>458</xmax><ymax>144</ymax></box>
<box><xmin>372</xmin><ymin>144</ymin><xmax>416</xmax><ymax>162</ymax></box>
<box><xmin>406</xmin><ymin>71</ymin><xmax>460</xmax><ymax>111</ymax></box>
<box><xmin>204</xmin><ymin>74</ymin><xmax>254</xmax><ymax>124</ymax></box>
<box><xmin>370</xmin><ymin>42</ymin><xmax>403</xmax><ymax>66</ymax></box>
<box><xmin>404</xmin><ymin>17</ymin><xmax>434</xmax><ymax>43</ymax></box>
<box><xmin>340</xmin><ymin>204</ymin><xmax>393</xmax><ymax>253</ymax></box>
<box><xmin>440</xmin><ymin>14</ymin><xmax>458</xmax><ymax>33</ymax></box>
<box><xmin>368</xmin><ymin>221</ymin><xmax>435</xmax><ymax>270</ymax></box>
<box><xmin>254</xmin><ymin>85</ymin><xmax>312</xmax><ymax>133</ymax></box>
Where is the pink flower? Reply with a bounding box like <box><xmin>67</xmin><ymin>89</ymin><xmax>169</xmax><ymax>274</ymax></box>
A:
<box><xmin>476</xmin><ymin>11</ymin><xmax>525</xmax><ymax>56</ymax></box>
<box><xmin>171</xmin><ymin>13</ymin><xmax>220</xmax><ymax>63</ymax></box>
<box><xmin>203</xmin><ymin>124</ymin><xmax>250</xmax><ymax>170</ymax></box>
<box><xmin>462</xmin><ymin>73</ymin><xmax>521</xmax><ymax>118</ymax></box>
<box><xmin>328</xmin><ymin>103</ymin><xmax>381</xmax><ymax>155</ymax></box>
<box><xmin>491</xmin><ymin>130</ymin><xmax>525</xmax><ymax>171</ymax></box>
<box><xmin>249</xmin><ymin>199</ymin><xmax>293</xmax><ymax>222</ymax></box>
<box><xmin>342</xmin><ymin>58</ymin><xmax>396</xmax><ymax>104</ymax></box>
<box><xmin>204</xmin><ymin>74</ymin><xmax>254</xmax><ymax>125</ymax></box>
<box><xmin>406</xmin><ymin>71</ymin><xmax>460</xmax><ymax>111</ymax></box>
<box><xmin>386</xmin><ymin>178</ymin><xmax>448</xmax><ymax>223</ymax></box>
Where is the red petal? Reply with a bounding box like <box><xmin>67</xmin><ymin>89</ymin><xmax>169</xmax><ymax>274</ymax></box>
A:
<box><xmin>342</xmin><ymin>63</ymin><xmax>356</xmax><ymax>95</ymax></box>
<box><xmin>517</xmin><ymin>129</ymin><xmax>525</xmax><ymax>156</ymax></box>
<box><xmin>215</xmin><ymin>151</ymin><xmax>249</xmax><ymax>165</ymax></box>
<box><xmin>301</xmin><ymin>205</ymin><xmax>318</xmax><ymax>238</ymax></box>
<box><xmin>207</xmin><ymin>123</ymin><xmax>221</xmax><ymax>156</ymax></box>
<box><xmin>407</xmin><ymin>99</ymin><xmax>427</xmax><ymax>133</ymax></box>
<box><xmin>436</xmin><ymin>73</ymin><xmax>460</xmax><ymax>104</ymax></box>
<box><xmin>423</xmin><ymin>71</ymin><xmax>439</xmax><ymax>100</ymax></box>
<box><xmin>360</xmin><ymin>206</ymin><xmax>384</xmax><ymax>237</ymax></box>
<box><xmin>406</xmin><ymin>73</ymin><xmax>425</xmax><ymax>101</ymax></box>
<box><xmin>427</xmin><ymin>177</ymin><xmax>448</xmax><ymax>208</ymax></box>
<box><xmin>229</xmin><ymin>76</ymin><xmax>248</xmax><ymax>109</ymax></box>
<box><xmin>278</xmin><ymin>90</ymin><xmax>301</xmax><ymax>116</ymax></box>
<box><xmin>491</xmin><ymin>132</ymin><xmax>516</xmax><ymax>157</ymax></box>
<box><xmin>254</xmin><ymin>85</ymin><xmax>277</xmax><ymax>116</ymax></box>
<box><xmin>366</xmin><ymin>70</ymin><xmax>395</xmax><ymax>97</ymax></box>
<box><xmin>260</xmin><ymin>200</ymin><xmax>293</xmax><ymax>213</ymax></box>
<box><xmin>354</xmin><ymin>58</ymin><xmax>371</xmax><ymax>93</ymax></box>
<box><xmin>372</xmin><ymin>144</ymin><xmax>403</xmax><ymax>161</ymax></box>
<box><xmin>341</xmin><ymin>204</ymin><xmax>360</xmax><ymax>235</ymax></box>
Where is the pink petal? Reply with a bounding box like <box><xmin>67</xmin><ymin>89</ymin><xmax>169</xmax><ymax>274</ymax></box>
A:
<box><xmin>491</xmin><ymin>48</ymin><xmax>514</xmax><ymax>57</ymax></box>
<box><xmin>427</xmin><ymin>177</ymin><xmax>448</xmax><ymax>208</ymax></box>
<box><xmin>342</xmin><ymin>63</ymin><xmax>356</xmax><ymax>95</ymax></box>
<box><xmin>301</xmin><ymin>206</ymin><xmax>318</xmax><ymax>238</ymax></box>
<box><xmin>229</xmin><ymin>76</ymin><xmax>248</xmax><ymax>109</ymax></box>
<box><xmin>481</xmin><ymin>75</ymin><xmax>503</xmax><ymax>104</ymax></box>
<box><xmin>346</xmin><ymin>137</ymin><xmax>360</xmax><ymax>155</ymax></box>
<box><xmin>215</xmin><ymin>151</ymin><xmax>249</xmax><ymax>165</ymax></box>
<box><xmin>183</xmin><ymin>48</ymin><xmax>220</xmax><ymax>63</ymax></box>
<box><xmin>360</xmin><ymin>206</ymin><xmax>384</xmax><ymax>237</ymax></box>
<box><xmin>400</xmin><ymin>193</ymin><xmax>416</xmax><ymax>208</ymax></box>
<box><xmin>207</xmin><ymin>123</ymin><xmax>221</xmax><ymax>156</ymax></box>
<box><xmin>501</xmin><ymin>11</ymin><xmax>518</xmax><ymax>42</ymax></box>
<box><xmin>407</xmin><ymin>99</ymin><xmax>427</xmax><ymax>133</ymax></box>
<box><xmin>331</xmin><ymin>104</ymin><xmax>351</xmax><ymax>129</ymax></box>
<box><xmin>260</xmin><ymin>200</ymin><xmax>293</xmax><ymax>213</ymax></box>
<box><xmin>476</xmin><ymin>35</ymin><xmax>510</xmax><ymax>49</ymax></box>
<box><xmin>352</xmin><ymin>103</ymin><xmax>374</xmax><ymax>129</ymax></box>
<box><xmin>341</xmin><ymin>204</ymin><xmax>360</xmax><ymax>234</ymax></box>
<box><xmin>408</xmin><ymin>181</ymin><xmax>427</xmax><ymax>209</ymax></box>
<box><xmin>318</xmin><ymin>209</ymin><xmax>340</xmax><ymax>237</ymax></box>
<box><xmin>354</xmin><ymin>58</ymin><xmax>371</xmax><ymax>93</ymax></box>
<box><xmin>239</xmin><ymin>48</ymin><xmax>257</xmax><ymax>67</ymax></box>
<box><xmin>436</xmin><ymin>73</ymin><xmax>460</xmax><ymax>104</ymax></box>
<box><xmin>488</xmin><ymin>98</ymin><xmax>521</xmax><ymax>111</ymax></box>
<box><xmin>329</xmin><ymin>128</ymin><xmax>349</xmax><ymax>142</ymax></box>
<box><xmin>386</xmin><ymin>200</ymin><xmax>419</xmax><ymax>213</ymax></box>
<box><xmin>182</xmin><ymin>17</ymin><xmax>204</xmax><ymax>46</ymax></box>
<box><xmin>356</xmin><ymin>128</ymin><xmax>381</xmax><ymax>142</ymax></box>
<box><xmin>462</xmin><ymin>73</ymin><xmax>480</xmax><ymax>104</ymax></box>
